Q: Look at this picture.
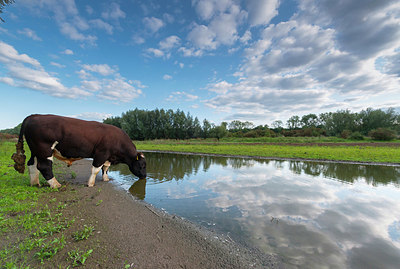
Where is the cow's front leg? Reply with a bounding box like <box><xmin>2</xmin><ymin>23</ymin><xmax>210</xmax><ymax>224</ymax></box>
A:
<box><xmin>102</xmin><ymin>161</ymin><xmax>111</xmax><ymax>182</ymax></box>
<box><xmin>88</xmin><ymin>165</ymin><xmax>103</xmax><ymax>187</ymax></box>
<box><xmin>37</xmin><ymin>158</ymin><xmax>61</xmax><ymax>188</ymax></box>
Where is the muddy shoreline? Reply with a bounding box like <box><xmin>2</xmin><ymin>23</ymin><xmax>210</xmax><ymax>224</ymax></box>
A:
<box><xmin>57</xmin><ymin>159</ymin><xmax>282</xmax><ymax>268</ymax></box>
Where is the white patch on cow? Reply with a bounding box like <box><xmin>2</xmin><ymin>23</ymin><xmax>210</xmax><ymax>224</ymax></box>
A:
<box><xmin>28</xmin><ymin>157</ymin><xmax>40</xmax><ymax>186</ymax></box>
<box><xmin>47</xmin><ymin>141</ymin><xmax>59</xmax><ymax>162</ymax></box>
<box><xmin>102</xmin><ymin>161</ymin><xmax>111</xmax><ymax>182</ymax></box>
<box><xmin>88</xmin><ymin>165</ymin><xmax>102</xmax><ymax>187</ymax></box>
<box><xmin>47</xmin><ymin>177</ymin><xmax>61</xmax><ymax>188</ymax></box>
<box><xmin>51</xmin><ymin>141</ymin><xmax>59</xmax><ymax>150</ymax></box>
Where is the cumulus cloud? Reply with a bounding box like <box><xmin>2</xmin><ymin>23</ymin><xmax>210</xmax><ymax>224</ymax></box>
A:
<box><xmin>90</xmin><ymin>19</ymin><xmax>113</xmax><ymax>35</ymax></box>
<box><xmin>203</xmin><ymin>0</ymin><xmax>400</xmax><ymax>123</ymax></box>
<box><xmin>143</xmin><ymin>17</ymin><xmax>164</xmax><ymax>33</ymax></box>
<box><xmin>159</xmin><ymin>35</ymin><xmax>181</xmax><ymax>50</ymax></box>
<box><xmin>82</xmin><ymin>64</ymin><xmax>117</xmax><ymax>76</ymax></box>
<box><xmin>0</xmin><ymin>41</ymin><xmax>143</xmax><ymax>103</ymax></box>
<box><xmin>246</xmin><ymin>0</ymin><xmax>279</xmax><ymax>26</ymax></box>
<box><xmin>0</xmin><ymin>41</ymin><xmax>40</xmax><ymax>67</ymax></box>
<box><xmin>181</xmin><ymin>0</ymin><xmax>247</xmax><ymax>55</ymax></box>
<box><xmin>163</xmin><ymin>74</ymin><xmax>172</xmax><ymax>80</ymax></box>
<box><xmin>0</xmin><ymin>41</ymin><xmax>91</xmax><ymax>99</ymax></box>
<box><xmin>62</xmin><ymin>49</ymin><xmax>74</xmax><ymax>55</ymax></box>
<box><xmin>101</xmin><ymin>2</ymin><xmax>126</xmax><ymax>21</ymax></box>
<box><xmin>19</xmin><ymin>0</ymin><xmax>97</xmax><ymax>45</ymax></box>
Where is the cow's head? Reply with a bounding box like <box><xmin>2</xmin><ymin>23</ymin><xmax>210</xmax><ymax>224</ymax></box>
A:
<box><xmin>129</xmin><ymin>152</ymin><xmax>147</xmax><ymax>179</ymax></box>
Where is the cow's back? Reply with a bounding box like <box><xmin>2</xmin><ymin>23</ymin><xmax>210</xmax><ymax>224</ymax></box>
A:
<box><xmin>23</xmin><ymin>114</ymin><xmax>131</xmax><ymax>159</ymax></box>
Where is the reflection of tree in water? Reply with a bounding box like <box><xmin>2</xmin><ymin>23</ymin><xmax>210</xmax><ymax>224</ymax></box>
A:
<box><xmin>111</xmin><ymin>152</ymin><xmax>399</xmax><ymax>187</ymax></box>
<box><xmin>110</xmin><ymin>152</ymin><xmax>267</xmax><ymax>183</ymax></box>
<box><xmin>289</xmin><ymin>161</ymin><xmax>400</xmax><ymax>186</ymax></box>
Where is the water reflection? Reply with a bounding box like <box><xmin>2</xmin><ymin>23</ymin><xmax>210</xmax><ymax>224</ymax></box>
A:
<box><xmin>109</xmin><ymin>152</ymin><xmax>400</xmax><ymax>269</ymax></box>
<box><xmin>129</xmin><ymin>179</ymin><xmax>146</xmax><ymax>200</ymax></box>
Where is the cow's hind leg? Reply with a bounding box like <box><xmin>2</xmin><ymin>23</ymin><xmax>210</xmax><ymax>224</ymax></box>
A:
<box><xmin>27</xmin><ymin>155</ymin><xmax>40</xmax><ymax>187</ymax></box>
<box><xmin>36</xmin><ymin>158</ymin><xmax>61</xmax><ymax>189</ymax></box>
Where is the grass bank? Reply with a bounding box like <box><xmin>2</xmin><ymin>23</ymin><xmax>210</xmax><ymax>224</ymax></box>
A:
<box><xmin>136</xmin><ymin>138</ymin><xmax>400</xmax><ymax>164</ymax></box>
<box><xmin>0</xmin><ymin>141</ymin><xmax>98</xmax><ymax>268</ymax></box>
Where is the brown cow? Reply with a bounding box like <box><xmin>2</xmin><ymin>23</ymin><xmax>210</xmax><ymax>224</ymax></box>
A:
<box><xmin>12</xmin><ymin>114</ymin><xmax>146</xmax><ymax>188</ymax></box>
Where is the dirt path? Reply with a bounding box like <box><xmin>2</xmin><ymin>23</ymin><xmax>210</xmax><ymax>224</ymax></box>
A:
<box><xmin>49</xmin><ymin>159</ymin><xmax>281</xmax><ymax>269</ymax></box>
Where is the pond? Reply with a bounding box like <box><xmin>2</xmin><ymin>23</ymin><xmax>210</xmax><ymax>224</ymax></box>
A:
<box><xmin>109</xmin><ymin>152</ymin><xmax>400</xmax><ymax>269</ymax></box>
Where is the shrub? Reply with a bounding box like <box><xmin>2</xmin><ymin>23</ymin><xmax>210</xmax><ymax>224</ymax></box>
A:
<box><xmin>369</xmin><ymin>128</ymin><xmax>397</xmax><ymax>141</ymax></box>
<box><xmin>349</xmin><ymin>131</ymin><xmax>364</xmax><ymax>140</ymax></box>
<box><xmin>340</xmin><ymin>130</ymin><xmax>352</xmax><ymax>139</ymax></box>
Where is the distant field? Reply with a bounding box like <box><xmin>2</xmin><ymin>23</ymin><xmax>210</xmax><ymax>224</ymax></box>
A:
<box><xmin>136</xmin><ymin>138</ymin><xmax>400</xmax><ymax>164</ymax></box>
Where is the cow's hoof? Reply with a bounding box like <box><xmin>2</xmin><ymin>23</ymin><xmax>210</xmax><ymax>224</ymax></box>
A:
<box><xmin>48</xmin><ymin>178</ymin><xmax>62</xmax><ymax>189</ymax></box>
<box><xmin>88</xmin><ymin>184</ymin><xmax>95</xmax><ymax>187</ymax></box>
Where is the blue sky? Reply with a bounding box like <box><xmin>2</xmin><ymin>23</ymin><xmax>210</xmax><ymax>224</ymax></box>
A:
<box><xmin>0</xmin><ymin>0</ymin><xmax>399</xmax><ymax>129</ymax></box>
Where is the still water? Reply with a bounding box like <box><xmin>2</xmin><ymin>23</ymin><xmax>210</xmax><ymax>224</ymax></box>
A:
<box><xmin>109</xmin><ymin>152</ymin><xmax>400</xmax><ymax>269</ymax></box>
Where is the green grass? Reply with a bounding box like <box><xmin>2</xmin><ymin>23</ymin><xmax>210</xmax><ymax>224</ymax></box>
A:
<box><xmin>72</xmin><ymin>225</ymin><xmax>94</xmax><ymax>241</ymax></box>
<box><xmin>68</xmin><ymin>248</ymin><xmax>93</xmax><ymax>267</ymax></box>
<box><xmin>0</xmin><ymin>140</ymin><xmax>93</xmax><ymax>268</ymax></box>
<box><xmin>136</xmin><ymin>138</ymin><xmax>400</xmax><ymax>164</ymax></box>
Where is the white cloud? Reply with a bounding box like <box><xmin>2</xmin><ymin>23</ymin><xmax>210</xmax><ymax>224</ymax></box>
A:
<box><xmin>90</xmin><ymin>19</ymin><xmax>113</xmax><ymax>35</ymax></box>
<box><xmin>0</xmin><ymin>41</ymin><xmax>143</xmax><ymax>103</ymax></box>
<box><xmin>132</xmin><ymin>35</ymin><xmax>145</xmax><ymax>44</ymax></box>
<box><xmin>99</xmin><ymin>76</ymin><xmax>142</xmax><ymax>102</ymax></box>
<box><xmin>62</xmin><ymin>49</ymin><xmax>74</xmax><ymax>55</ymax></box>
<box><xmin>82</xmin><ymin>64</ymin><xmax>117</xmax><ymax>76</ymax></box>
<box><xmin>159</xmin><ymin>35</ymin><xmax>181</xmax><ymax>50</ymax></box>
<box><xmin>101</xmin><ymin>2</ymin><xmax>126</xmax><ymax>21</ymax></box>
<box><xmin>246</xmin><ymin>0</ymin><xmax>279</xmax><ymax>26</ymax></box>
<box><xmin>17</xmin><ymin>28</ymin><xmax>42</xmax><ymax>41</ymax></box>
<box><xmin>146</xmin><ymin>48</ymin><xmax>164</xmax><ymax>58</ymax></box>
<box><xmin>163</xmin><ymin>74</ymin><xmax>172</xmax><ymax>80</ymax></box>
<box><xmin>184</xmin><ymin>1</ymin><xmax>246</xmax><ymax>55</ymax></box>
<box><xmin>203</xmin><ymin>1</ymin><xmax>400</xmax><ymax>124</ymax></box>
<box><xmin>71</xmin><ymin>112</ymin><xmax>113</xmax><ymax>122</ymax></box>
<box><xmin>60</xmin><ymin>22</ymin><xmax>97</xmax><ymax>44</ymax></box>
<box><xmin>50</xmin><ymin>62</ymin><xmax>66</xmax><ymax>68</ymax></box>
<box><xmin>20</xmin><ymin>0</ymin><xmax>97</xmax><ymax>45</ymax></box>
<box><xmin>193</xmin><ymin>0</ymin><xmax>233</xmax><ymax>20</ymax></box>
<box><xmin>143</xmin><ymin>17</ymin><xmax>164</xmax><ymax>33</ymax></box>
<box><xmin>166</xmin><ymin>91</ymin><xmax>199</xmax><ymax>102</ymax></box>
<box><xmin>0</xmin><ymin>77</ymin><xmax>15</xmax><ymax>86</ymax></box>
<box><xmin>187</xmin><ymin>24</ymin><xmax>217</xmax><ymax>50</ymax></box>
<box><xmin>0</xmin><ymin>41</ymin><xmax>40</xmax><ymax>67</ymax></box>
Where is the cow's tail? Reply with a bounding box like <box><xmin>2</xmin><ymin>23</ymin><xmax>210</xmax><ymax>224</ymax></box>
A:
<box><xmin>11</xmin><ymin>117</ymin><xmax>28</xmax><ymax>174</ymax></box>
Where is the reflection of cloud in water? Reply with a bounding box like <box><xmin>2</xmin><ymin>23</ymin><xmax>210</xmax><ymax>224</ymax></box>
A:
<box><xmin>110</xmin><ymin>153</ymin><xmax>400</xmax><ymax>268</ymax></box>
<box><xmin>203</xmin><ymin>162</ymin><xmax>400</xmax><ymax>268</ymax></box>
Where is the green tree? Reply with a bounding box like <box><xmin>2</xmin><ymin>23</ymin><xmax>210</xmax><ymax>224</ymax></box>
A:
<box><xmin>301</xmin><ymin>113</ymin><xmax>319</xmax><ymax>128</ymax></box>
<box><xmin>202</xmin><ymin>119</ymin><xmax>212</xmax><ymax>139</ymax></box>
<box><xmin>0</xmin><ymin>0</ymin><xmax>14</xmax><ymax>22</ymax></box>
<box><xmin>287</xmin><ymin>115</ymin><xmax>301</xmax><ymax>129</ymax></box>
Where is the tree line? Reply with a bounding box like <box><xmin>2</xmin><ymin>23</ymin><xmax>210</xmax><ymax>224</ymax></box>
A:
<box><xmin>103</xmin><ymin>107</ymin><xmax>399</xmax><ymax>140</ymax></box>
<box><xmin>1</xmin><ymin>107</ymin><xmax>399</xmax><ymax>141</ymax></box>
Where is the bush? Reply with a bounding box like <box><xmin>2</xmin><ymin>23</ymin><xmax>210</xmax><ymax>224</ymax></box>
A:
<box><xmin>340</xmin><ymin>130</ymin><xmax>352</xmax><ymax>139</ymax></box>
<box><xmin>368</xmin><ymin>128</ymin><xmax>397</xmax><ymax>141</ymax></box>
<box><xmin>349</xmin><ymin>131</ymin><xmax>364</xmax><ymax>140</ymax></box>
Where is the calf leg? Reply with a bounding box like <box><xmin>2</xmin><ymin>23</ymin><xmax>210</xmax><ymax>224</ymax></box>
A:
<box><xmin>36</xmin><ymin>158</ymin><xmax>61</xmax><ymax>188</ymax></box>
<box><xmin>27</xmin><ymin>156</ymin><xmax>40</xmax><ymax>186</ymax></box>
